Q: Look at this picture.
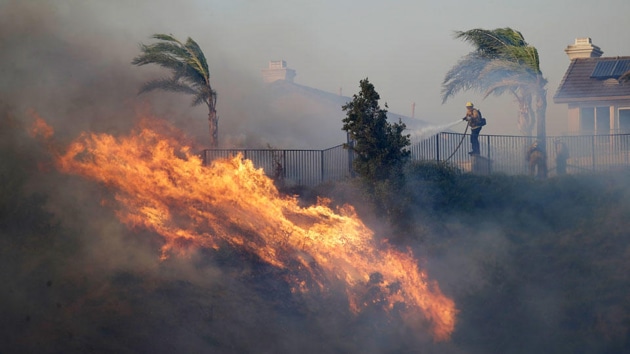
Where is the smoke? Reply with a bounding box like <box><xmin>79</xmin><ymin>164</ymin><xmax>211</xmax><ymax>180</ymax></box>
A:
<box><xmin>0</xmin><ymin>0</ymin><xmax>347</xmax><ymax>150</ymax></box>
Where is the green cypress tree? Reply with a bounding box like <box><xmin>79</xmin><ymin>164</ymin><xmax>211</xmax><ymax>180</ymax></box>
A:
<box><xmin>342</xmin><ymin>78</ymin><xmax>410</xmax><ymax>184</ymax></box>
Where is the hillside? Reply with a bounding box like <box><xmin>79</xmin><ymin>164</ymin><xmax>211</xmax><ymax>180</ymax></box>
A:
<box><xmin>2</xmin><ymin>113</ymin><xmax>629</xmax><ymax>353</ymax></box>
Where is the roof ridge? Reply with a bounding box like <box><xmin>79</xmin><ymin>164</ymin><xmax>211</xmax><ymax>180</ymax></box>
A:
<box><xmin>594</xmin><ymin>55</ymin><xmax>630</xmax><ymax>60</ymax></box>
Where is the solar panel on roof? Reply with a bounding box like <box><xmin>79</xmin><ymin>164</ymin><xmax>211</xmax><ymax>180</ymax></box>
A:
<box><xmin>591</xmin><ymin>59</ymin><xmax>630</xmax><ymax>79</ymax></box>
<box><xmin>591</xmin><ymin>61</ymin><xmax>617</xmax><ymax>78</ymax></box>
<box><xmin>612</xmin><ymin>59</ymin><xmax>630</xmax><ymax>77</ymax></box>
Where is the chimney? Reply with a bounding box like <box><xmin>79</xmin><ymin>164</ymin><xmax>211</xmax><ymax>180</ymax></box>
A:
<box><xmin>564</xmin><ymin>37</ymin><xmax>603</xmax><ymax>60</ymax></box>
<box><xmin>261</xmin><ymin>60</ymin><xmax>296</xmax><ymax>83</ymax></box>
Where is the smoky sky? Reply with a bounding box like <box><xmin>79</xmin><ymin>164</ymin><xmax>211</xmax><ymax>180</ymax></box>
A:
<box><xmin>5</xmin><ymin>0</ymin><xmax>629</xmax><ymax>142</ymax></box>
<box><xmin>0</xmin><ymin>0</ymin><xmax>354</xmax><ymax>150</ymax></box>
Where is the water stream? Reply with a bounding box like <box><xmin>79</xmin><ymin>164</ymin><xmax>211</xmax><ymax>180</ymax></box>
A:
<box><xmin>409</xmin><ymin>119</ymin><xmax>465</xmax><ymax>141</ymax></box>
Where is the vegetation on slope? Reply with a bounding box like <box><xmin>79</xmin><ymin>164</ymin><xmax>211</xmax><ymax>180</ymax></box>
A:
<box><xmin>2</xmin><ymin>105</ymin><xmax>629</xmax><ymax>352</ymax></box>
<box><xmin>330</xmin><ymin>160</ymin><xmax>630</xmax><ymax>353</ymax></box>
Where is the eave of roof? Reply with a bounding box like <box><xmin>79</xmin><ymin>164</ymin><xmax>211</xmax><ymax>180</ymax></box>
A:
<box><xmin>553</xmin><ymin>95</ymin><xmax>630</xmax><ymax>104</ymax></box>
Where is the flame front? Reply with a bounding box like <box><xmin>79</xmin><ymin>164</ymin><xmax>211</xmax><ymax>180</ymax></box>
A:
<box><xmin>45</xmin><ymin>116</ymin><xmax>456</xmax><ymax>340</ymax></box>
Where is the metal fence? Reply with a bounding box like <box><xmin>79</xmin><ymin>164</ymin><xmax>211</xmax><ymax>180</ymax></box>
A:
<box><xmin>202</xmin><ymin>144</ymin><xmax>353</xmax><ymax>187</ymax></box>
<box><xmin>202</xmin><ymin>133</ymin><xmax>630</xmax><ymax>186</ymax></box>
<box><xmin>410</xmin><ymin>132</ymin><xmax>630</xmax><ymax>176</ymax></box>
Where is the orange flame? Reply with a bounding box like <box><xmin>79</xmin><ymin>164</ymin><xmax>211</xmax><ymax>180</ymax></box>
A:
<box><xmin>27</xmin><ymin>109</ymin><xmax>55</xmax><ymax>139</ymax></box>
<box><xmin>46</xmin><ymin>116</ymin><xmax>457</xmax><ymax>340</ymax></box>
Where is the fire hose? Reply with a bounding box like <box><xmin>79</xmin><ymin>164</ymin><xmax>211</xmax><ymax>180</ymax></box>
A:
<box><xmin>445</xmin><ymin>120</ymin><xmax>469</xmax><ymax>162</ymax></box>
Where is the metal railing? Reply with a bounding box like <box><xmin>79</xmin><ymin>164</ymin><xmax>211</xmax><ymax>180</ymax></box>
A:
<box><xmin>202</xmin><ymin>133</ymin><xmax>630</xmax><ymax>186</ymax></box>
<box><xmin>201</xmin><ymin>144</ymin><xmax>352</xmax><ymax>187</ymax></box>
<box><xmin>410</xmin><ymin>133</ymin><xmax>630</xmax><ymax>175</ymax></box>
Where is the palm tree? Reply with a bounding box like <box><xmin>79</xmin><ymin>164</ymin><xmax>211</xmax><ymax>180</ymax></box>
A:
<box><xmin>442</xmin><ymin>28</ymin><xmax>547</xmax><ymax>151</ymax></box>
<box><xmin>132</xmin><ymin>34</ymin><xmax>218</xmax><ymax>147</ymax></box>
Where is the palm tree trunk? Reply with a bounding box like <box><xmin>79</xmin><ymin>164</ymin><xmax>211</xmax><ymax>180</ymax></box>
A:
<box><xmin>208</xmin><ymin>109</ymin><xmax>218</xmax><ymax>148</ymax></box>
<box><xmin>516</xmin><ymin>99</ymin><xmax>535</xmax><ymax>136</ymax></box>
<box><xmin>512</xmin><ymin>90</ymin><xmax>535</xmax><ymax>136</ymax></box>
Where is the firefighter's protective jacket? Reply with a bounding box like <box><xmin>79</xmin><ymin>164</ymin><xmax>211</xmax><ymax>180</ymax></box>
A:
<box><xmin>464</xmin><ymin>109</ymin><xmax>483</xmax><ymax>130</ymax></box>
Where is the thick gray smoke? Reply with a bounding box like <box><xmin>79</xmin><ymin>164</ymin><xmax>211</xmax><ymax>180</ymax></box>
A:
<box><xmin>0</xmin><ymin>0</ymin><xmax>348</xmax><ymax>149</ymax></box>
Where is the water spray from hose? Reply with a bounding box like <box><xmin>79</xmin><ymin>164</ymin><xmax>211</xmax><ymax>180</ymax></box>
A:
<box><xmin>409</xmin><ymin>119</ymin><xmax>465</xmax><ymax>141</ymax></box>
<box><xmin>409</xmin><ymin>119</ymin><xmax>470</xmax><ymax>162</ymax></box>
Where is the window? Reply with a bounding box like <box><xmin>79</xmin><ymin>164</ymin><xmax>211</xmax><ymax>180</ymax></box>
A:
<box><xmin>620</xmin><ymin>108</ymin><xmax>630</xmax><ymax>133</ymax></box>
<box><xmin>579</xmin><ymin>106</ymin><xmax>610</xmax><ymax>134</ymax></box>
<box><xmin>596</xmin><ymin>107</ymin><xmax>610</xmax><ymax>133</ymax></box>
<box><xmin>579</xmin><ymin>107</ymin><xmax>594</xmax><ymax>133</ymax></box>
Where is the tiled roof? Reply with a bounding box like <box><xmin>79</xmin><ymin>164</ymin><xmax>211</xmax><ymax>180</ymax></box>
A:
<box><xmin>553</xmin><ymin>56</ymin><xmax>630</xmax><ymax>103</ymax></box>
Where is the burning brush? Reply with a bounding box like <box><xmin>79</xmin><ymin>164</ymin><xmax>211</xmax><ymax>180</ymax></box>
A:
<box><xmin>29</xmin><ymin>113</ymin><xmax>457</xmax><ymax>341</ymax></box>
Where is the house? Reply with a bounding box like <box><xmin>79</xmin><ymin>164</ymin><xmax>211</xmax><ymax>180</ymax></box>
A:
<box><xmin>258</xmin><ymin>60</ymin><xmax>430</xmax><ymax>149</ymax></box>
<box><xmin>554</xmin><ymin>38</ymin><xmax>630</xmax><ymax>134</ymax></box>
<box><xmin>262</xmin><ymin>60</ymin><xmax>297</xmax><ymax>83</ymax></box>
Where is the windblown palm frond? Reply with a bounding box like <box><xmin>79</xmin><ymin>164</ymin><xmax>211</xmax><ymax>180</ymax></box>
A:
<box><xmin>132</xmin><ymin>33</ymin><xmax>219</xmax><ymax>147</ymax></box>
<box><xmin>132</xmin><ymin>34</ymin><xmax>214</xmax><ymax>106</ymax></box>
<box><xmin>454</xmin><ymin>28</ymin><xmax>525</xmax><ymax>58</ymax></box>
<box><xmin>138</xmin><ymin>78</ymin><xmax>198</xmax><ymax>95</ymax></box>
<box><xmin>479</xmin><ymin>60</ymin><xmax>540</xmax><ymax>89</ymax></box>
<box><xmin>482</xmin><ymin>75</ymin><xmax>530</xmax><ymax>99</ymax></box>
<box><xmin>455</xmin><ymin>28</ymin><xmax>541</xmax><ymax>72</ymax></box>
<box><xmin>441</xmin><ymin>53</ymin><xmax>488</xmax><ymax>102</ymax></box>
<box><xmin>192</xmin><ymin>90</ymin><xmax>216</xmax><ymax>107</ymax></box>
<box><xmin>184</xmin><ymin>37</ymin><xmax>210</xmax><ymax>82</ymax></box>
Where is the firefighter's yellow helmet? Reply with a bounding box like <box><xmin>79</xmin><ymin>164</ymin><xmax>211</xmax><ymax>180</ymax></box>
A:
<box><xmin>465</xmin><ymin>102</ymin><xmax>474</xmax><ymax>107</ymax></box>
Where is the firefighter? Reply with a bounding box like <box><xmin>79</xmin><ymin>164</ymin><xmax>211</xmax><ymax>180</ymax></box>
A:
<box><xmin>554</xmin><ymin>138</ymin><xmax>569</xmax><ymax>175</ymax></box>
<box><xmin>462</xmin><ymin>102</ymin><xmax>484</xmax><ymax>155</ymax></box>
<box><xmin>526</xmin><ymin>140</ymin><xmax>547</xmax><ymax>178</ymax></box>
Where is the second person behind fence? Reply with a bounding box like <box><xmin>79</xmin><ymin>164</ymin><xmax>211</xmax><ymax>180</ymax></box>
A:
<box><xmin>554</xmin><ymin>138</ymin><xmax>569</xmax><ymax>175</ymax></box>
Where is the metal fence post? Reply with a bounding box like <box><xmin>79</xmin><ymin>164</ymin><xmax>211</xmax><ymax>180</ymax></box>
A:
<box><xmin>486</xmin><ymin>135</ymin><xmax>491</xmax><ymax>160</ymax></box>
<box><xmin>321</xmin><ymin>150</ymin><xmax>325</xmax><ymax>184</ymax></box>
<box><xmin>436</xmin><ymin>134</ymin><xmax>440</xmax><ymax>162</ymax></box>
<box><xmin>283</xmin><ymin>151</ymin><xmax>287</xmax><ymax>180</ymax></box>
<box><xmin>592</xmin><ymin>135</ymin><xmax>596</xmax><ymax>171</ymax></box>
